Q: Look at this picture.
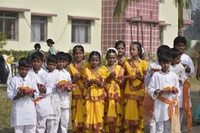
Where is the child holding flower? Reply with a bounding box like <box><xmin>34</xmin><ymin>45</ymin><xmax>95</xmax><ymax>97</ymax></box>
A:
<box><xmin>123</xmin><ymin>42</ymin><xmax>148</xmax><ymax>133</ymax></box>
<box><xmin>7</xmin><ymin>57</ymin><xmax>38</xmax><ymax>133</ymax></box>
<box><xmin>68</xmin><ymin>45</ymin><xmax>89</xmax><ymax>132</ymax></box>
<box><xmin>56</xmin><ymin>52</ymin><xmax>72</xmax><ymax>133</ymax></box>
<box><xmin>101</xmin><ymin>48</ymin><xmax>124</xmax><ymax>133</ymax></box>
<box><xmin>148</xmin><ymin>52</ymin><xmax>181</xmax><ymax>133</ymax></box>
<box><xmin>29</xmin><ymin>52</ymin><xmax>54</xmax><ymax>133</ymax></box>
<box><xmin>82</xmin><ymin>51</ymin><xmax>107</xmax><ymax>133</ymax></box>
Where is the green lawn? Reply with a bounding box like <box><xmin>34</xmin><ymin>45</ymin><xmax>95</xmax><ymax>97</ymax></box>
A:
<box><xmin>0</xmin><ymin>77</ymin><xmax>200</xmax><ymax>133</ymax></box>
<box><xmin>0</xmin><ymin>86</ymin><xmax>14</xmax><ymax>133</ymax></box>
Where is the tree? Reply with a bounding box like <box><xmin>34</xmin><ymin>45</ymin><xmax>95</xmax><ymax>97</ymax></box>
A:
<box><xmin>0</xmin><ymin>32</ymin><xmax>7</xmax><ymax>49</ymax></box>
<box><xmin>113</xmin><ymin>0</ymin><xmax>192</xmax><ymax>36</ymax></box>
<box><xmin>174</xmin><ymin>0</ymin><xmax>192</xmax><ymax>36</ymax></box>
<box><xmin>185</xmin><ymin>6</ymin><xmax>200</xmax><ymax>39</ymax></box>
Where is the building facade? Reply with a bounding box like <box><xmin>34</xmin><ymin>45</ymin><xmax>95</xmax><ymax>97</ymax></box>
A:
<box><xmin>0</xmin><ymin>0</ymin><xmax>102</xmax><ymax>52</ymax></box>
<box><xmin>101</xmin><ymin>0</ymin><xmax>192</xmax><ymax>56</ymax></box>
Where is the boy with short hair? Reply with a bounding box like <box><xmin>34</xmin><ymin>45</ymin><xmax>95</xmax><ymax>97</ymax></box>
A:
<box><xmin>170</xmin><ymin>48</ymin><xmax>187</xmax><ymax>126</ymax></box>
<box><xmin>173</xmin><ymin>36</ymin><xmax>194</xmax><ymax>130</ymax></box>
<box><xmin>148</xmin><ymin>52</ymin><xmax>181</xmax><ymax>133</ymax></box>
<box><xmin>45</xmin><ymin>54</ymin><xmax>61</xmax><ymax>133</ymax></box>
<box><xmin>29</xmin><ymin>52</ymin><xmax>54</xmax><ymax>133</ymax></box>
<box><xmin>56</xmin><ymin>52</ymin><xmax>72</xmax><ymax>133</ymax></box>
<box><xmin>7</xmin><ymin>57</ymin><xmax>38</xmax><ymax>133</ymax></box>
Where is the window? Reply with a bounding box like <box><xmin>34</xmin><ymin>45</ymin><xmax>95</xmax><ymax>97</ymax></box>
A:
<box><xmin>0</xmin><ymin>11</ymin><xmax>18</xmax><ymax>40</ymax></box>
<box><xmin>31</xmin><ymin>16</ymin><xmax>47</xmax><ymax>42</ymax></box>
<box><xmin>72</xmin><ymin>20</ymin><xmax>91</xmax><ymax>44</ymax></box>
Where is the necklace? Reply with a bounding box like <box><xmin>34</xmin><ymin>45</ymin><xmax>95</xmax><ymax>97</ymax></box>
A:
<box><xmin>106</xmin><ymin>64</ymin><xmax>116</xmax><ymax>72</ymax></box>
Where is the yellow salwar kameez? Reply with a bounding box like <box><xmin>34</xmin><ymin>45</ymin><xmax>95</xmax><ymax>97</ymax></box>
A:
<box><xmin>101</xmin><ymin>65</ymin><xmax>124</xmax><ymax>133</ymax></box>
<box><xmin>83</xmin><ymin>67</ymin><xmax>107</xmax><ymax>133</ymax></box>
<box><xmin>68</xmin><ymin>62</ymin><xmax>89</xmax><ymax>133</ymax></box>
<box><xmin>123</xmin><ymin>59</ymin><xmax>148</xmax><ymax>133</ymax></box>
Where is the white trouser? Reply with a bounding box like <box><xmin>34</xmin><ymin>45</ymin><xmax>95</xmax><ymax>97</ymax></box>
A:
<box><xmin>180</xmin><ymin>108</ymin><xmax>184</xmax><ymax>125</ymax></box>
<box><xmin>150</xmin><ymin>115</ymin><xmax>156</xmax><ymax>133</ymax></box>
<box><xmin>156</xmin><ymin>119</ymin><xmax>171</xmax><ymax>133</ymax></box>
<box><xmin>36</xmin><ymin>116</ymin><xmax>48</xmax><ymax>133</ymax></box>
<box><xmin>59</xmin><ymin>108</ymin><xmax>70</xmax><ymax>133</ymax></box>
<box><xmin>46</xmin><ymin>119</ymin><xmax>54</xmax><ymax>133</ymax></box>
<box><xmin>15</xmin><ymin>125</ymin><xmax>36</xmax><ymax>133</ymax></box>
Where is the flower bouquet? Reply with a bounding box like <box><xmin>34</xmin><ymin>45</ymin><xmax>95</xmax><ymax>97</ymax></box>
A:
<box><xmin>37</xmin><ymin>83</ymin><xmax>44</xmax><ymax>90</ymax></box>
<box><xmin>18</xmin><ymin>86</ymin><xmax>36</xmax><ymax>95</ymax></box>
<box><xmin>160</xmin><ymin>86</ymin><xmax>179</xmax><ymax>95</ymax></box>
<box><xmin>55</xmin><ymin>80</ymin><xmax>74</xmax><ymax>92</ymax></box>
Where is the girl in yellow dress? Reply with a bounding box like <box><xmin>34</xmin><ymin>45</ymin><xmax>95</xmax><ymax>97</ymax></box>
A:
<box><xmin>115</xmin><ymin>40</ymin><xmax>126</xmax><ymax>67</ymax></box>
<box><xmin>123</xmin><ymin>42</ymin><xmax>148</xmax><ymax>133</ymax></box>
<box><xmin>101</xmin><ymin>48</ymin><xmax>125</xmax><ymax>133</ymax></box>
<box><xmin>82</xmin><ymin>51</ymin><xmax>107</xmax><ymax>133</ymax></box>
<box><xmin>68</xmin><ymin>45</ymin><xmax>89</xmax><ymax>133</ymax></box>
<box><xmin>115</xmin><ymin>40</ymin><xmax>127</xmax><ymax>131</ymax></box>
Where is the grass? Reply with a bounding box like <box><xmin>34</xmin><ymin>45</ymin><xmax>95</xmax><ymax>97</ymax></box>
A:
<box><xmin>0</xmin><ymin>86</ymin><xmax>14</xmax><ymax>133</ymax></box>
<box><xmin>0</xmin><ymin>77</ymin><xmax>200</xmax><ymax>133</ymax></box>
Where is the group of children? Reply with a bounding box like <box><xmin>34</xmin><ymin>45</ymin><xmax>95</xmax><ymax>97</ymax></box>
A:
<box><xmin>7</xmin><ymin>36</ymin><xmax>195</xmax><ymax>133</ymax></box>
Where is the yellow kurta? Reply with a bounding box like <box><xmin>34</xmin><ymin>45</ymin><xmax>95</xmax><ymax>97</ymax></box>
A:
<box><xmin>68</xmin><ymin>62</ymin><xmax>89</xmax><ymax>132</ymax></box>
<box><xmin>101</xmin><ymin>65</ymin><xmax>124</xmax><ymax>133</ymax></box>
<box><xmin>82</xmin><ymin>67</ymin><xmax>107</xmax><ymax>133</ymax></box>
<box><xmin>123</xmin><ymin>59</ymin><xmax>148</xmax><ymax>133</ymax></box>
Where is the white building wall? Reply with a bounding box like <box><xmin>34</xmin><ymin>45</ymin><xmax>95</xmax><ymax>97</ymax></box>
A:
<box><xmin>159</xmin><ymin>0</ymin><xmax>178</xmax><ymax>48</ymax></box>
<box><xmin>1</xmin><ymin>0</ymin><xmax>102</xmax><ymax>53</ymax></box>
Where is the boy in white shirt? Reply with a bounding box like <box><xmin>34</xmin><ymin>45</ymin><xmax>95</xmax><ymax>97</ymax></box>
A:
<box><xmin>7</xmin><ymin>57</ymin><xmax>38</xmax><ymax>133</ymax></box>
<box><xmin>173</xmin><ymin>36</ymin><xmax>194</xmax><ymax>131</ymax></box>
<box><xmin>56</xmin><ymin>52</ymin><xmax>72</xmax><ymax>133</ymax></box>
<box><xmin>148</xmin><ymin>52</ymin><xmax>181</xmax><ymax>133</ymax></box>
<box><xmin>145</xmin><ymin>45</ymin><xmax>171</xmax><ymax>86</ymax></box>
<box><xmin>170</xmin><ymin>48</ymin><xmax>187</xmax><ymax>125</ymax></box>
<box><xmin>29</xmin><ymin>52</ymin><xmax>54</xmax><ymax>133</ymax></box>
<box><xmin>144</xmin><ymin>45</ymin><xmax>171</xmax><ymax>133</ymax></box>
<box><xmin>45</xmin><ymin>54</ymin><xmax>61</xmax><ymax>133</ymax></box>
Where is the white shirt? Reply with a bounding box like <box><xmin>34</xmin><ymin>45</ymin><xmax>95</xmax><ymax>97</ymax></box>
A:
<box><xmin>145</xmin><ymin>60</ymin><xmax>161</xmax><ymax>86</ymax></box>
<box><xmin>170</xmin><ymin>63</ymin><xmax>186</xmax><ymax>84</ymax></box>
<box><xmin>28</xmin><ymin>68</ymin><xmax>54</xmax><ymax>117</ymax></box>
<box><xmin>7</xmin><ymin>74</ymin><xmax>37</xmax><ymax>126</ymax></box>
<box><xmin>148</xmin><ymin>71</ymin><xmax>180</xmax><ymax>122</ymax></box>
<box><xmin>57</xmin><ymin>69</ymin><xmax>72</xmax><ymax>108</ymax></box>
<box><xmin>181</xmin><ymin>53</ymin><xmax>195</xmax><ymax>77</ymax></box>
<box><xmin>45</xmin><ymin>69</ymin><xmax>61</xmax><ymax>94</ymax></box>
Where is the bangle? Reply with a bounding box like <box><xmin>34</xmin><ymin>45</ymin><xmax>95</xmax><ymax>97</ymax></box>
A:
<box><xmin>100</xmin><ymin>83</ymin><xmax>104</xmax><ymax>88</ymax></box>
<box><xmin>85</xmin><ymin>82</ymin><xmax>89</xmax><ymax>88</ymax></box>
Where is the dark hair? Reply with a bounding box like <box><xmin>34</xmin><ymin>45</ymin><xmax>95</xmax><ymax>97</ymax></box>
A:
<box><xmin>46</xmin><ymin>39</ymin><xmax>55</xmax><ymax>44</ymax></box>
<box><xmin>18</xmin><ymin>57</ymin><xmax>31</xmax><ymax>67</ymax></box>
<box><xmin>173</xmin><ymin>36</ymin><xmax>187</xmax><ymax>47</ymax></box>
<box><xmin>157</xmin><ymin>45</ymin><xmax>171</xmax><ymax>57</ymax></box>
<box><xmin>158</xmin><ymin>52</ymin><xmax>172</xmax><ymax>63</ymax></box>
<box><xmin>115</xmin><ymin>40</ymin><xmax>126</xmax><ymax>49</ymax></box>
<box><xmin>88</xmin><ymin>51</ymin><xmax>101</xmax><ymax>63</ymax></box>
<box><xmin>56</xmin><ymin>51</ymin><xmax>65</xmax><ymax>61</ymax></box>
<box><xmin>106</xmin><ymin>49</ymin><xmax>117</xmax><ymax>59</ymax></box>
<box><xmin>64</xmin><ymin>53</ymin><xmax>72</xmax><ymax>63</ymax></box>
<box><xmin>31</xmin><ymin>52</ymin><xmax>44</xmax><ymax>61</ymax></box>
<box><xmin>34</xmin><ymin>43</ymin><xmax>41</xmax><ymax>50</ymax></box>
<box><xmin>171</xmin><ymin>48</ymin><xmax>182</xmax><ymax>59</ymax></box>
<box><xmin>47</xmin><ymin>55</ymin><xmax>58</xmax><ymax>63</ymax></box>
<box><xmin>73</xmin><ymin>45</ymin><xmax>84</xmax><ymax>55</ymax></box>
<box><xmin>130</xmin><ymin>41</ymin><xmax>143</xmax><ymax>59</ymax></box>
